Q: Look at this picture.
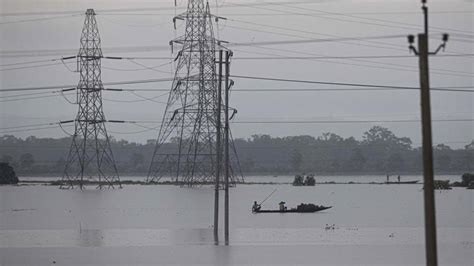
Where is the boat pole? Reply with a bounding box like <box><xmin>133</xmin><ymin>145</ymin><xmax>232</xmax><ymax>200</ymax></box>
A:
<box><xmin>214</xmin><ymin>50</ymin><xmax>223</xmax><ymax>242</ymax></box>
<box><xmin>259</xmin><ymin>188</ymin><xmax>277</xmax><ymax>206</ymax></box>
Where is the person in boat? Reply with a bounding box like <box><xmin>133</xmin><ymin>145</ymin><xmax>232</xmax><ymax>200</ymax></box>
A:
<box><xmin>397</xmin><ymin>175</ymin><xmax>401</xmax><ymax>183</ymax></box>
<box><xmin>386</xmin><ymin>174</ymin><xmax>390</xmax><ymax>182</ymax></box>
<box><xmin>279</xmin><ymin>201</ymin><xmax>286</xmax><ymax>211</ymax></box>
<box><xmin>252</xmin><ymin>201</ymin><xmax>261</xmax><ymax>212</ymax></box>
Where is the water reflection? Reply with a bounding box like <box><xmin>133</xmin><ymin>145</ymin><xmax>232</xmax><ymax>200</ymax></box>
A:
<box><xmin>77</xmin><ymin>229</ymin><xmax>104</xmax><ymax>247</ymax></box>
<box><xmin>172</xmin><ymin>228</ymin><xmax>215</xmax><ymax>245</ymax></box>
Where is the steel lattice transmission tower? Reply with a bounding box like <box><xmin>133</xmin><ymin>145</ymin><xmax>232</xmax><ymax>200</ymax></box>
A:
<box><xmin>61</xmin><ymin>9</ymin><xmax>120</xmax><ymax>189</ymax></box>
<box><xmin>147</xmin><ymin>0</ymin><xmax>242</xmax><ymax>186</ymax></box>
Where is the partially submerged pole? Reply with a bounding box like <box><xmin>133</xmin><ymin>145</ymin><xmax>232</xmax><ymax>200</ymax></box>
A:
<box><xmin>418</xmin><ymin>32</ymin><xmax>438</xmax><ymax>266</ymax></box>
<box><xmin>214</xmin><ymin>50</ymin><xmax>224</xmax><ymax>242</ymax></box>
<box><xmin>224</xmin><ymin>50</ymin><xmax>231</xmax><ymax>244</ymax></box>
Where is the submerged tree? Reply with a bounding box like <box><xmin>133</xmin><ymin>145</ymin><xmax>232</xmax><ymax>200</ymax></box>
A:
<box><xmin>0</xmin><ymin>162</ymin><xmax>19</xmax><ymax>184</ymax></box>
<box><xmin>293</xmin><ymin>175</ymin><xmax>304</xmax><ymax>186</ymax></box>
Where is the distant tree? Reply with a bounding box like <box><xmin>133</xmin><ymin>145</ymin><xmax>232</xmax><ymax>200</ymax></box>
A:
<box><xmin>348</xmin><ymin>148</ymin><xmax>366</xmax><ymax>171</ymax></box>
<box><xmin>465</xmin><ymin>140</ymin><xmax>474</xmax><ymax>150</ymax></box>
<box><xmin>0</xmin><ymin>155</ymin><xmax>13</xmax><ymax>164</ymax></box>
<box><xmin>461</xmin><ymin>173</ymin><xmax>474</xmax><ymax>187</ymax></box>
<box><xmin>19</xmin><ymin>153</ymin><xmax>35</xmax><ymax>169</ymax></box>
<box><xmin>363</xmin><ymin>126</ymin><xmax>412</xmax><ymax>150</ymax></box>
<box><xmin>319</xmin><ymin>132</ymin><xmax>343</xmax><ymax>143</ymax></box>
<box><xmin>435</xmin><ymin>154</ymin><xmax>452</xmax><ymax>171</ymax></box>
<box><xmin>0</xmin><ymin>135</ymin><xmax>19</xmax><ymax>144</ymax></box>
<box><xmin>304</xmin><ymin>175</ymin><xmax>316</xmax><ymax>186</ymax></box>
<box><xmin>251</xmin><ymin>134</ymin><xmax>272</xmax><ymax>144</ymax></box>
<box><xmin>0</xmin><ymin>127</ymin><xmax>469</xmax><ymax>175</ymax></box>
<box><xmin>329</xmin><ymin>159</ymin><xmax>340</xmax><ymax>173</ymax></box>
<box><xmin>55</xmin><ymin>157</ymin><xmax>66</xmax><ymax>171</ymax></box>
<box><xmin>0</xmin><ymin>162</ymin><xmax>19</xmax><ymax>184</ymax></box>
<box><xmin>129</xmin><ymin>153</ymin><xmax>144</xmax><ymax>167</ymax></box>
<box><xmin>386</xmin><ymin>153</ymin><xmax>404</xmax><ymax>172</ymax></box>
<box><xmin>434</xmin><ymin>144</ymin><xmax>453</xmax><ymax>171</ymax></box>
<box><xmin>293</xmin><ymin>175</ymin><xmax>304</xmax><ymax>186</ymax></box>
<box><xmin>241</xmin><ymin>157</ymin><xmax>255</xmax><ymax>172</ymax></box>
<box><xmin>434</xmin><ymin>144</ymin><xmax>451</xmax><ymax>151</ymax></box>
<box><xmin>291</xmin><ymin>149</ymin><xmax>303</xmax><ymax>172</ymax></box>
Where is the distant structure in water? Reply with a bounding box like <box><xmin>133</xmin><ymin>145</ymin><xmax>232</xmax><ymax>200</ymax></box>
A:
<box><xmin>147</xmin><ymin>0</ymin><xmax>243</xmax><ymax>186</ymax></box>
<box><xmin>62</xmin><ymin>9</ymin><xmax>120</xmax><ymax>189</ymax></box>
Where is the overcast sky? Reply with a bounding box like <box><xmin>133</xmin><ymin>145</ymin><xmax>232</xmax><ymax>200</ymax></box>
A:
<box><xmin>0</xmin><ymin>0</ymin><xmax>472</xmax><ymax>148</ymax></box>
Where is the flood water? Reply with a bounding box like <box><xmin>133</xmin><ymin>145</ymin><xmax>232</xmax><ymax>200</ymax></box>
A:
<box><xmin>1</xmin><ymin>176</ymin><xmax>473</xmax><ymax>265</ymax></box>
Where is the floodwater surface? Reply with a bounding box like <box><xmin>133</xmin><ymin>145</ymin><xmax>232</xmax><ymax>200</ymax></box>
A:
<box><xmin>0</xmin><ymin>177</ymin><xmax>472</xmax><ymax>265</ymax></box>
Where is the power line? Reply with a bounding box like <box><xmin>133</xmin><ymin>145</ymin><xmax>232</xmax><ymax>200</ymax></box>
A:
<box><xmin>279</xmin><ymin>2</ymin><xmax>474</xmax><ymax>36</ymax></box>
<box><xmin>1</xmin><ymin>86</ymin><xmax>472</xmax><ymax>104</ymax></box>
<box><xmin>0</xmin><ymin>14</ymin><xmax>81</xmax><ymax>25</ymax></box>
<box><xmin>230</xmin><ymin>75</ymin><xmax>474</xmax><ymax>92</ymax></box>
<box><xmin>0</xmin><ymin>1</ymin><xmax>322</xmax><ymax>17</ymax></box>
<box><xmin>226</xmin><ymin>5</ymin><xmax>473</xmax><ymax>54</ymax></box>
<box><xmin>0</xmin><ymin>78</ymin><xmax>174</xmax><ymax>92</ymax></box>
<box><xmin>230</xmin><ymin>35</ymin><xmax>407</xmax><ymax>47</ymax></box>
<box><xmin>229</xmin><ymin>119</ymin><xmax>474</xmax><ymax>124</ymax></box>
<box><xmin>0</xmin><ymin>35</ymin><xmax>405</xmax><ymax>59</ymax></box>
<box><xmin>218</xmin><ymin>18</ymin><xmax>473</xmax><ymax>77</ymax></box>
<box><xmin>2</xmin><ymin>53</ymin><xmax>471</xmax><ymax>70</ymax></box>
<box><xmin>233</xmin><ymin>54</ymin><xmax>474</xmax><ymax>60</ymax></box>
<box><xmin>3</xmin><ymin>118</ymin><xmax>472</xmax><ymax>133</ymax></box>
<box><xmin>0</xmin><ymin>90</ymin><xmax>55</xmax><ymax>99</ymax></box>
<box><xmin>0</xmin><ymin>46</ymin><xmax>170</xmax><ymax>58</ymax></box>
<box><xmin>0</xmin><ymin>61</ymin><xmax>69</xmax><ymax>71</ymax></box>
<box><xmin>227</xmin><ymin>18</ymin><xmax>406</xmax><ymax>52</ymax></box>
<box><xmin>449</xmin><ymin>38</ymin><xmax>474</xmax><ymax>44</ymax></box>
<box><xmin>232</xmin><ymin>42</ymin><xmax>474</xmax><ymax>78</ymax></box>
<box><xmin>2</xmin><ymin>76</ymin><xmax>473</xmax><ymax>94</ymax></box>
<box><xmin>0</xmin><ymin>93</ymin><xmax>74</xmax><ymax>103</ymax></box>
<box><xmin>96</xmin><ymin>11</ymin><xmax>474</xmax><ymax>16</ymax></box>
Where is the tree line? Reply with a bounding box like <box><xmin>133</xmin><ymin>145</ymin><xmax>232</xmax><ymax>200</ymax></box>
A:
<box><xmin>0</xmin><ymin>126</ymin><xmax>472</xmax><ymax>176</ymax></box>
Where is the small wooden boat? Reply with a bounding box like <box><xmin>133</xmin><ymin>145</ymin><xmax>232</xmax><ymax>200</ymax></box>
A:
<box><xmin>385</xmin><ymin>180</ymin><xmax>419</xmax><ymax>184</ymax></box>
<box><xmin>253</xmin><ymin>204</ymin><xmax>332</xmax><ymax>214</ymax></box>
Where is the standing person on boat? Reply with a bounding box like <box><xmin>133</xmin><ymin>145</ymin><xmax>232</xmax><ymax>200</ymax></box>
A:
<box><xmin>252</xmin><ymin>201</ymin><xmax>261</xmax><ymax>212</ymax></box>
<box><xmin>279</xmin><ymin>201</ymin><xmax>286</xmax><ymax>211</ymax></box>
<box><xmin>397</xmin><ymin>175</ymin><xmax>401</xmax><ymax>183</ymax></box>
<box><xmin>386</xmin><ymin>174</ymin><xmax>390</xmax><ymax>183</ymax></box>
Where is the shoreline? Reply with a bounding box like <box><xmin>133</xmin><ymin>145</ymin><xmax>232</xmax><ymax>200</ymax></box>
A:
<box><xmin>4</xmin><ymin>180</ymin><xmax>428</xmax><ymax>187</ymax></box>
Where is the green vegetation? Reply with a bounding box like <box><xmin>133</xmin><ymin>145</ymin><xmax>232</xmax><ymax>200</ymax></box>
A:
<box><xmin>1</xmin><ymin>126</ymin><xmax>472</xmax><ymax>176</ymax></box>
<box><xmin>461</xmin><ymin>173</ymin><xmax>474</xmax><ymax>187</ymax></box>
<box><xmin>433</xmin><ymin>180</ymin><xmax>451</xmax><ymax>190</ymax></box>
<box><xmin>305</xmin><ymin>175</ymin><xmax>316</xmax><ymax>186</ymax></box>
<box><xmin>293</xmin><ymin>175</ymin><xmax>305</xmax><ymax>186</ymax></box>
<box><xmin>445</xmin><ymin>173</ymin><xmax>474</xmax><ymax>189</ymax></box>
<box><xmin>0</xmin><ymin>162</ymin><xmax>19</xmax><ymax>184</ymax></box>
<box><xmin>293</xmin><ymin>174</ymin><xmax>316</xmax><ymax>186</ymax></box>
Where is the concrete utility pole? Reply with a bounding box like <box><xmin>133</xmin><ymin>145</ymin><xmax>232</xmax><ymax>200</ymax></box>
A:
<box><xmin>407</xmin><ymin>1</ymin><xmax>449</xmax><ymax>265</ymax></box>
<box><xmin>214</xmin><ymin>50</ymin><xmax>224</xmax><ymax>241</ymax></box>
<box><xmin>418</xmin><ymin>32</ymin><xmax>438</xmax><ymax>266</ymax></box>
<box><xmin>224</xmin><ymin>50</ymin><xmax>232</xmax><ymax>244</ymax></box>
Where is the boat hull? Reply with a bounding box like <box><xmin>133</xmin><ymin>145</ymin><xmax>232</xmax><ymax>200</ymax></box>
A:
<box><xmin>385</xmin><ymin>180</ymin><xmax>419</xmax><ymax>184</ymax></box>
<box><xmin>253</xmin><ymin>206</ymin><xmax>332</xmax><ymax>213</ymax></box>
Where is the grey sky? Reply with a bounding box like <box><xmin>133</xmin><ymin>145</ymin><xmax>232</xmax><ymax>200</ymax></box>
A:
<box><xmin>0</xmin><ymin>0</ymin><xmax>472</xmax><ymax>148</ymax></box>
